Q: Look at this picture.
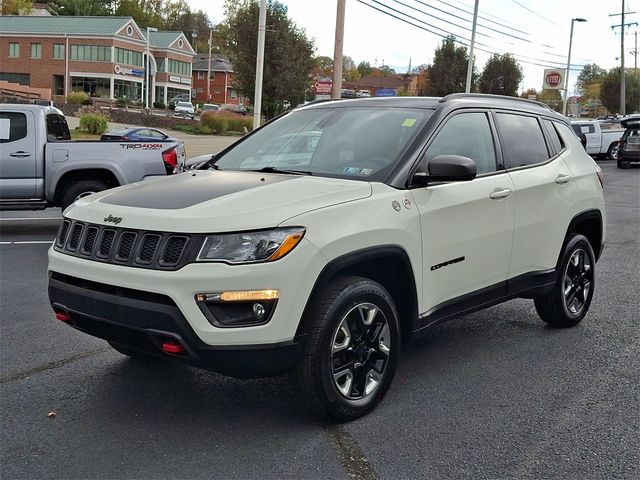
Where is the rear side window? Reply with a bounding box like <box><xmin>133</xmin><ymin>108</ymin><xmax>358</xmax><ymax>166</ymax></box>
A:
<box><xmin>45</xmin><ymin>114</ymin><xmax>70</xmax><ymax>141</ymax></box>
<box><xmin>542</xmin><ymin>119</ymin><xmax>564</xmax><ymax>155</ymax></box>
<box><xmin>495</xmin><ymin>113</ymin><xmax>550</xmax><ymax>168</ymax></box>
<box><xmin>0</xmin><ymin>112</ymin><xmax>27</xmax><ymax>143</ymax></box>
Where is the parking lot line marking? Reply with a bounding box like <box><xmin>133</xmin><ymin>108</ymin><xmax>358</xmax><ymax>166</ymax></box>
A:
<box><xmin>0</xmin><ymin>217</ymin><xmax>62</xmax><ymax>221</ymax></box>
<box><xmin>0</xmin><ymin>241</ymin><xmax>53</xmax><ymax>245</ymax></box>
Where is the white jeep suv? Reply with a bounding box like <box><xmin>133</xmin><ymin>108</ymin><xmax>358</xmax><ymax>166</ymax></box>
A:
<box><xmin>48</xmin><ymin>94</ymin><xmax>606</xmax><ymax>421</ymax></box>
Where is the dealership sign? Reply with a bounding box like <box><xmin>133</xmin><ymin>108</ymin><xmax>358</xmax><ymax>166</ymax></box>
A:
<box><xmin>543</xmin><ymin>69</ymin><xmax>565</xmax><ymax>90</ymax></box>
<box><xmin>114</xmin><ymin>64</ymin><xmax>144</xmax><ymax>77</ymax></box>
<box><xmin>314</xmin><ymin>81</ymin><xmax>332</xmax><ymax>94</ymax></box>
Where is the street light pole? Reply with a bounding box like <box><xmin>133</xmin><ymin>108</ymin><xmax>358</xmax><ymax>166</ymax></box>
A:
<box><xmin>207</xmin><ymin>29</ymin><xmax>213</xmax><ymax>102</ymax></box>
<box><xmin>146</xmin><ymin>26</ymin><xmax>158</xmax><ymax>110</ymax></box>
<box><xmin>562</xmin><ymin>17</ymin><xmax>587</xmax><ymax>117</ymax></box>
<box><xmin>253</xmin><ymin>0</ymin><xmax>267</xmax><ymax>129</ymax></box>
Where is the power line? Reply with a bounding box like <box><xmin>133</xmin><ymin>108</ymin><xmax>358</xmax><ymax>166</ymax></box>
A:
<box><xmin>357</xmin><ymin>0</ymin><xmax>580</xmax><ymax>69</ymax></box>
<box><xmin>510</xmin><ymin>0</ymin><xmax>563</xmax><ymax>29</ymax></box>
<box><xmin>369</xmin><ymin>0</ymin><xmax>575</xmax><ymax>67</ymax></box>
<box><xmin>442</xmin><ymin>0</ymin><xmax>530</xmax><ymax>34</ymax></box>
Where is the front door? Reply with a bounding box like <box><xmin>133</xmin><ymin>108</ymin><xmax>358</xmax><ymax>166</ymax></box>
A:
<box><xmin>410</xmin><ymin>111</ymin><xmax>515</xmax><ymax>315</ymax></box>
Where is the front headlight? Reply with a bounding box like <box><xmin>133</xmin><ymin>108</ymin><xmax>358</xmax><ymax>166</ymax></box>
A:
<box><xmin>197</xmin><ymin>227</ymin><xmax>305</xmax><ymax>264</ymax></box>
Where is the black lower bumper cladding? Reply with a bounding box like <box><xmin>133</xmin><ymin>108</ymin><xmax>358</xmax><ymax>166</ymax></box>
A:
<box><xmin>47</xmin><ymin>272</ymin><xmax>302</xmax><ymax>378</ymax></box>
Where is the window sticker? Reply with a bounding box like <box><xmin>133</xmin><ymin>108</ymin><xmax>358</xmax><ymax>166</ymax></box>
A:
<box><xmin>0</xmin><ymin>119</ymin><xmax>9</xmax><ymax>140</ymax></box>
<box><xmin>343</xmin><ymin>167</ymin><xmax>373</xmax><ymax>176</ymax></box>
<box><xmin>402</xmin><ymin>118</ymin><xmax>417</xmax><ymax>127</ymax></box>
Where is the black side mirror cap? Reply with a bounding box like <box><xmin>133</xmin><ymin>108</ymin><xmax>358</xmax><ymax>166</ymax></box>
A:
<box><xmin>412</xmin><ymin>155</ymin><xmax>477</xmax><ymax>185</ymax></box>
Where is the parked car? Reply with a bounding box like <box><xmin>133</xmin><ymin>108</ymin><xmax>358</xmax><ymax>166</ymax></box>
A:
<box><xmin>174</xmin><ymin>101</ymin><xmax>195</xmax><ymax>119</ymax></box>
<box><xmin>571</xmin><ymin>119</ymin><xmax>624</xmax><ymax>159</ymax></box>
<box><xmin>48</xmin><ymin>94</ymin><xmax>605</xmax><ymax>421</ymax></box>
<box><xmin>0</xmin><ymin>104</ymin><xmax>185</xmax><ymax>211</ymax></box>
<box><xmin>169</xmin><ymin>93</ymin><xmax>191</xmax><ymax>106</ymax></box>
<box><xmin>101</xmin><ymin>127</ymin><xmax>176</xmax><ymax>142</ymax></box>
<box><xmin>617</xmin><ymin>116</ymin><xmax>640</xmax><ymax>168</ymax></box>
<box><xmin>201</xmin><ymin>103</ymin><xmax>220</xmax><ymax>113</ymax></box>
<box><xmin>357</xmin><ymin>90</ymin><xmax>371</xmax><ymax>97</ymax></box>
<box><xmin>220</xmin><ymin>104</ymin><xmax>247</xmax><ymax>115</ymax></box>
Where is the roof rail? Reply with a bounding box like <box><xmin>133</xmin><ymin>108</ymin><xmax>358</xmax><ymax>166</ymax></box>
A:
<box><xmin>439</xmin><ymin>93</ymin><xmax>552</xmax><ymax>111</ymax></box>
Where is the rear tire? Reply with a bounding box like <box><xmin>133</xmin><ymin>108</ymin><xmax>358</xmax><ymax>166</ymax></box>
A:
<box><xmin>534</xmin><ymin>234</ymin><xmax>596</xmax><ymax>328</ymax></box>
<box><xmin>607</xmin><ymin>142</ymin><xmax>619</xmax><ymax>160</ymax></box>
<box><xmin>60</xmin><ymin>179</ymin><xmax>110</xmax><ymax>210</ymax></box>
<box><xmin>292</xmin><ymin>276</ymin><xmax>401</xmax><ymax>422</ymax></box>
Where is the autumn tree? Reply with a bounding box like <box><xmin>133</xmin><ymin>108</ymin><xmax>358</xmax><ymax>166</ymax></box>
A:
<box><xmin>342</xmin><ymin>55</ymin><xmax>360</xmax><ymax>81</ymax></box>
<box><xmin>537</xmin><ymin>89</ymin><xmax>562</xmax><ymax>113</ymax></box>
<box><xmin>223</xmin><ymin>0</ymin><xmax>315</xmax><ymax>118</ymax></box>
<box><xmin>426</xmin><ymin>36</ymin><xmax>474</xmax><ymax>96</ymax></box>
<box><xmin>600</xmin><ymin>68</ymin><xmax>640</xmax><ymax>114</ymax></box>
<box><xmin>576</xmin><ymin>63</ymin><xmax>606</xmax><ymax>93</ymax></box>
<box><xmin>478</xmin><ymin>53</ymin><xmax>522</xmax><ymax>96</ymax></box>
<box><xmin>314</xmin><ymin>55</ymin><xmax>334</xmax><ymax>76</ymax></box>
<box><xmin>357</xmin><ymin>61</ymin><xmax>373</xmax><ymax>77</ymax></box>
<box><xmin>46</xmin><ymin>0</ymin><xmax>113</xmax><ymax>15</ymax></box>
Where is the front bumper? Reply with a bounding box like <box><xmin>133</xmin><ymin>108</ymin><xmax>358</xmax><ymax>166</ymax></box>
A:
<box><xmin>48</xmin><ymin>271</ymin><xmax>303</xmax><ymax>378</ymax></box>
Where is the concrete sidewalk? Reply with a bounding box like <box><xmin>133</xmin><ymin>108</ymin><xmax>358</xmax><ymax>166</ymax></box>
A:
<box><xmin>66</xmin><ymin>116</ymin><xmax>239</xmax><ymax>158</ymax></box>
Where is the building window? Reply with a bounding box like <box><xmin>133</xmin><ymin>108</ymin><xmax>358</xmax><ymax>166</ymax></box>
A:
<box><xmin>71</xmin><ymin>76</ymin><xmax>111</xmax><ymax>98</ymax></box>
<box><xmin>197</xmin><ymin>71</ymin><xmax>205</xmax><ymax>79</ymax></box>
<box><xmin>53</xmin><ymin>44</ymin><xmax>65</xmax><ymax>59</ymax></box>
<box><xmin>9</xmin><ymin>43</ymin><xmax>20</xmax><ymax>58</ymax></box>
<box><xmin>0</xmin><ymin>72</ymin><xmax>30</xmax><ymax>85</ymax></box>
<box><xmin>115</xmin><ymin>47</ymin><xmax>143</xmax><ymax>67</ymax></box>
<box><xmin>168</xmin><ymin>59</ymin><xmax>191</xmax><ymax>76</ymax></box>
<box><xmin>31</xmin><ymin>43</ymin><xmax>42</xmax><ymax>59</ymax></box>
<box><xmin>70</xmin><ymin>45</ymin><xmax>110</xmax><ymax>62</ymax></box>
<box><xmin>126</xmin><ymin>25</ymin><xmax>133</xmax><ymax>36</ymax></box>
<box><xmin>230</xmin><ymin>89</ymin><xmax>238</xmax><ymax>99</ymax></box>
<box><xmin>114</xmin><ymin>78</ymin><xmax>142</xmax><ymax>102</ymax></box>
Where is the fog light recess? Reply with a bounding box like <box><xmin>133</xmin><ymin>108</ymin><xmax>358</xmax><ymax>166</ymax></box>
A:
<box><xmin>195</xmin><ymin>290</ymin><xmax>278</xmax><ymax>328</ymax></box>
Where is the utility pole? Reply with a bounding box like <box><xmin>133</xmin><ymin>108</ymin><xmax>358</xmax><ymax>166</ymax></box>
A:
<box><xmin>253</xmin><ymin>0</ymin><xmax>267</xmax><ymax>130</ymax></box>
<box><xmin>207</xmin><ymin>29</ymin><xmax>213</xmax><ymax>102</ymax></box>
<box><xmin>610</xmin><ymin>1</ymin><xmax>637</xmax><ymax>115</ymax></box>
<box><xmin>465</xmin><ymin>0</ymin><xmax>479</xmax><ymax>93</ymax></box>
<box><xmin>331</xmin><ymin>0</ymin><xmax>346</xmax><ymax>99</ymax></box>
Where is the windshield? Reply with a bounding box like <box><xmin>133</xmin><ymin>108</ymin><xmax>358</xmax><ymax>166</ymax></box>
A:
<box><xmin>212</xmin><ymin>106</ymin><xmax>432</xmax><ymax>181</ymax></box>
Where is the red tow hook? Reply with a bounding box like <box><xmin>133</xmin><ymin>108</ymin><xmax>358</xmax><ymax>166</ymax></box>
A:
<box><xmin>162</xmin><ymin>341</ymin><xmax>185</xmax><ymax>354</ymax></box>
<box><xmin>55</xmin><ymin>311</ymin><xmax>71</xmax><ymax>322</ymax></box>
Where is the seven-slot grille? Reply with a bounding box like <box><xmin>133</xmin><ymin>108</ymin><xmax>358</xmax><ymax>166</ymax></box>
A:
<box><xmin>54</xmin><ymin>219</ymin><xmax>192</xmax><ymax>270</ymax></box>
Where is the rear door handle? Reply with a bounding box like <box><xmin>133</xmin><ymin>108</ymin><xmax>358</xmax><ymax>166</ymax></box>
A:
<box><xmin>489</xmin><ymin>188</ymin><xmax>512</xmax><ymax>200</ymax></box>
<box><xmin>555</xmin><ymin>174</ymin><xmax>573</xmax><ymax>184</ymax></box>
<box><xmin>9</xmin><ymin>151</ymin><xmax>31</xmax><ymax>158</ymax></box>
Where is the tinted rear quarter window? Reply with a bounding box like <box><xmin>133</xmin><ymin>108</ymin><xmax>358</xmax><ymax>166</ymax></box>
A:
<box><xmin>542</xmin><ymin>119</ymin><xmax>564</xmax><ymax>154</ymax></box>
<box><xmin>496</xmin><ymin>113</ymin><xmax>549</xmax><ymax>168</ymax></box>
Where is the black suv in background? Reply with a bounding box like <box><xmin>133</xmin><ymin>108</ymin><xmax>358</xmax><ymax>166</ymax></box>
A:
<box><xmin>618</xmin><ymin>116</ymin><xmax>640</xmax><ymax>168</ymax></box>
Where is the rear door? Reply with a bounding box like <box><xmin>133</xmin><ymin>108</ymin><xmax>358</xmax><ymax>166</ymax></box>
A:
<box><xmin>0</xmin><ymin>110</ymin><xmax>37</xmax><ymax>199</ymax></box>
<box><xmin>496</xmin><ymin>113</ymin><xmax>577</xmax><ymax>279</ymax></box>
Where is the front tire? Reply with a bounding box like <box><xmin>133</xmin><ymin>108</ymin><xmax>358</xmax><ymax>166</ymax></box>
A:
<box><xmin>293</xmin><ymin>276</ymin><xmax>401</xmax><ymax>422</ymax></box>
<box><xmin>534</xmin><ymin>234</ymin><xmax>596</xmax><ymax>328</ymax></box>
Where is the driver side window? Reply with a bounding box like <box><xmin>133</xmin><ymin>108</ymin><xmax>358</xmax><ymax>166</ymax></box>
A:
<box><xmin>426</xmin><ymin>112</ymin><xmax>497</xmax><ymax>175</ymax></box>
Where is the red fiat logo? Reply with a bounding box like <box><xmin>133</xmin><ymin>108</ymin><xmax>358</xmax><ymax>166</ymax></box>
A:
<box><xmin>546</xmin><ymin>72</ymin><xmax>562</xmax><ymax>87</ymax></box>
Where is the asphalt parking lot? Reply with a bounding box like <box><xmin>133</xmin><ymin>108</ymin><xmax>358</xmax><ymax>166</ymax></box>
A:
<box><xmin>0</xmin><ymin>161</ymin><xmax>638</xmax><ymax>479</ymax></box>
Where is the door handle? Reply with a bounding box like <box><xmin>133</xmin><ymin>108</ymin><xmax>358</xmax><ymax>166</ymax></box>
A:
<box><xmin>489</xmin><ymin>188</ymin><xmax>512</xmax><ymax>200</ymax></box>
<box><xmin>9</xmin><ymin>151</ymin><xmax>31</xmax><ymax>158</ymax></box>
<box><xmin>555</xmin><ymin>174</ymin><xmax>573</xmax><ymax>184</ymax></box>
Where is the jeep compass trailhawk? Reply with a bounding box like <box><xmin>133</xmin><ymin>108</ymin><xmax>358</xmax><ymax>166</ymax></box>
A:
<box><xmin>49</xmin><ymin>94</ymin><xmax>606</xmax><ymax>421</ymax></box>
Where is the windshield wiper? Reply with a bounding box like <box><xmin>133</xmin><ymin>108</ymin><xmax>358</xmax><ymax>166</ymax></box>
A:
<box><xmin>251</xmin><ymin>166</ymin><xmax>313</xmax><ymax>175</ymax></box>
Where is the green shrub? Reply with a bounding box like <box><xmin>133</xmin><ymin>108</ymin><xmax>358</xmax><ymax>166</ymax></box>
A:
<box><xmin>81</xmin><ymin>97</ymin><xmax>93</xmax><ymax>105</ymax></box>
<box><xmin>115</xmin><ymin>97</ymin><xmax>131</xmax><ymax>107</ymax></box>
<box><xmin>79</xmin><ymin>113</ymin><xmax>108</xmax><ymax>135</ymax></box>
<box><xmin>67</xmin><ymin>91</ymin><xmax>90</xmax><ymax>105</ymax></box>
<box><xmin>153</xmin><ymin>100</ymin><xmax>166</xmax><ymax>109</ymax></box>
<box><xmin>200</xmin><ymin>125</ymin><xmax>212</xmax><ymax>135</ymax></box>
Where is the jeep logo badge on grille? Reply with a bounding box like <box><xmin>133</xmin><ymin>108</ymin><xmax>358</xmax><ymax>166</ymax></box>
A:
<box><xmin>104</xmin><ymin>215</ymin><xmax>123</xmax><ymax>225</ymax></box>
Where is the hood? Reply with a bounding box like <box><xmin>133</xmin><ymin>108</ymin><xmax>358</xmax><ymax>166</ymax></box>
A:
<box><xmin>67</xmin><ymin>170</ymin><xmax>372</xmax><ymax>232</ymax></box>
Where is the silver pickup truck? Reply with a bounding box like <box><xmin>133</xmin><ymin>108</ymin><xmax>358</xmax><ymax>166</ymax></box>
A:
<box><xmin>0</xmin><ymin>104</ymin><xmax>185</xmax><ymax>210</ymax></box>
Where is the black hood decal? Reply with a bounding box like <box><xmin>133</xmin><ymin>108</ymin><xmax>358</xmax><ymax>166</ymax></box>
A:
<box><xmin>101</xmin><ymin>171</ymin><xmax>294</xmax><ymax>209</ymax></box>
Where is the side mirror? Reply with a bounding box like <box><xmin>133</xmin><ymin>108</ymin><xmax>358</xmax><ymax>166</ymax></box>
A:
<box><xmin>412</xmin><ymin>155</ymin><xmax>477</xmax><ymax>185</ymax></box>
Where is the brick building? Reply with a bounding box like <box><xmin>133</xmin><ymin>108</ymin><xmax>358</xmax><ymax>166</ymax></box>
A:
<box><xmin>191</xmin><ymin>55</ymin><xmax>247</xmax><ymax>106</ymax></box>
<box><xmin>0</xmin><ymin>16</ymin><xmax>195</xmax><ymax>105</ymax></box>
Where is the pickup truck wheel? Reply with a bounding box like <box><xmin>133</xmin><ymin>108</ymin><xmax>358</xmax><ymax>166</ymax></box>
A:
<box><xmin>60</xmin><ymin>180</ymin><xmax>110</xmax><ymax>210</ymax></box>
<box><xmin>534</xmin><ymin>234</ymin><xmax>595</xmax><ymax>328</ymax></box>
<box><xmin>607</xmin><ymin>143</ymin><xmax>619</xmax><ymax>160</ymax></box>
<box><xmin>293</xmin><ymin>276</ymin><xmax>401</xmax><ymax>422</ymax></box>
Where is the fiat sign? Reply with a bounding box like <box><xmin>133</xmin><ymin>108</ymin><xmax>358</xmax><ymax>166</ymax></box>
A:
<box><xmin>543</xmin><ymin>69</ymin><xmax>565</xmax><ymax>90</ymax></box>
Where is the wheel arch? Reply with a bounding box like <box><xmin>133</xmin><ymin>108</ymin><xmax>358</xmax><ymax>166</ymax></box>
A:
<box><xmin>560</xmin><ymin>210</ymin><xmax>604</xmax><ymax>264</ymax></box>
<box><xmin>296</xmin><ymin>246</ymin><xmax>419</xmax><ymax>343</ymax></box>
<box><xmin>53</xmin><ymin>169</ymin><xmax>120</xmax><ymax>206</ymax></box>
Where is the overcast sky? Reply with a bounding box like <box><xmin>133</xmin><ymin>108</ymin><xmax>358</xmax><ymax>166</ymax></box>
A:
<box><xmin>188</xmin><ymin>0</ymin><xmax>639</xmax><ymax>94</ymax></box>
